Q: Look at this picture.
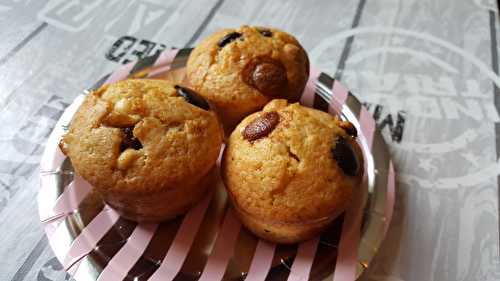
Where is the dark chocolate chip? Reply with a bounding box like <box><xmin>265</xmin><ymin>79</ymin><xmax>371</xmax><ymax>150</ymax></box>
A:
<box><xmin>331</xmin><ymin>136</ymin><xmax>359</xmax><ymax>176</ymax></box>
<box><xmin>258</xmin><ymin>29</ymin><xmax>273</xmax><ymax>37</ymax></box>
<box><xmin>174</xmin><ymin>85</ymin><xmax>210</xmax><ymax>110</ymax></box>
<box><xmin>120</xmin><ymin>127</ymin><xmax>142</xmax><ymax>151</ymax></box>
<box><xmin>218</xmin><ymin>32</ymin><xmax>242</xmax><ymax>47</ymax></box>
<box><xmin>248</xmin><ymin>60</ymin><xmax>287</xmax><ymax>97</ymax></box>
<box><xmin>338</xmin><ymin>121</ymin><xmax>358</xmax><ymax>138</ymax></box>
<box><xmin>264</xmin><ymin>229</ymin><xmax>271</xmax><ymax>233</ymax></box>
<box><xmin>242</xmin><ymin>112</ymin><xmax>280</xmax><ymax>141</ymax></box>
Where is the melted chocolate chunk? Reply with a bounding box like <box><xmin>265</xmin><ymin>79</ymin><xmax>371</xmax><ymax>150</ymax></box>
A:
<box><xmin>174</xmin><ymin>85</ymin><xmax>210</xmax><ymax>110</ymax></box>
<box><xmin>218</xmin><ymin>32</ymin><xmax>242</xmax><ymax>47</ymax></box>
<box><xmin>242</xmin><ymin>112</ymin><xmax>280</xmax><ymax>141</ymax></box>
<box><xmin>331</xmin><ymin>136</ymin><xmax>358</xmax><ymax>176</ymax></box>
<box><xmin>242</xmin><ymin>58</ymin><xmax>288</xmax><ymax>97</ymax></box>
<box><xmin>258</xmin><ymin>29</ymin><xmax>273</xmax><ymax>37</ymax></box>
<box><xmin>120</xmin><ymin>127</ymin><xmax>142</xmax><ymax>151</ymax></box>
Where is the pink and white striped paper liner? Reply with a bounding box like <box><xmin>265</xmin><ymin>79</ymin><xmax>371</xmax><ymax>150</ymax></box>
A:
<box><xmin>287</xmin><ymin>238</ymin><xmax>320</xmax><ymax>281</ymax></box>
<box><xmin>105</xmin><ymin>62</ymin><xmax>136</xmax><ymax>85</ymax></box>
<box><xmin>198</xmin><ymin>209</ymin><xmax>242</xmax><ymax>281</ymax></box>
<box><xmin>63</xmin><ymin>207</ymin><xmax>120</xmax><ymax>270</ymax></box>
<box><xmin>300</xmin><ymin>68</ymin><xmax>321</xmax><ymax>107</ymax></box>
<box><xmin>51</xmin><ymin>175</ymin><xmax>92</xmax><ymax>220</ymax></box>
<box><xmin>329</xmin><ymin>81</ymin><xmax>349</xmax><ymax>114</ymax></box>
<box><xmin>38</xmin><ymin>95</ymin><xmax>84</xmax><ymax>222</ymax></box>
<box><xmin>97</xmin><ymin>223</ymin><xmax>159</xmax><ymax>281</ymax></box>
<box><xmin>147</xmin><ymin>48</ymin><xmax>180</xmax><ymax>77</ymax></box>
<box><xmin>245</xmin><ymin>240</ymin><xmax>276</xmax><ymax>281</ymax></box>
<box><xmin>39</xmin><ymin>48</ymin><xmax>395</xmax><ymax>281</ymax></box>
<box><xmin>149</xmin><ymin>192</ymin><xmax>214</xmax><ymax>281</ymax></box>
<box><xmin>385</xmin><ymin>162</ymin><xmax>396</xmax><ymax>236</ymax></box>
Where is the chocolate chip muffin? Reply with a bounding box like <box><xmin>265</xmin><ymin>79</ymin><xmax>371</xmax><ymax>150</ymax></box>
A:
<box><xmin>222</xmin><ymin>100</ymin><xmax>363</xmax><ymax>243</ymax></box>
<box><xmin>186</xmin><ymin>25</ymin><xmax>309</xmax><ymax>132</ymax></box>
<box><xmin>59</xmin><ymin>79</ymin><xmax>223</xmax><ymax>222</ymax></box>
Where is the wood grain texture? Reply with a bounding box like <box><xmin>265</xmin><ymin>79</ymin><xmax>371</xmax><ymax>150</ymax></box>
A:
<box><xmin>0</xmin><ymin>0</ymin><xmax>498</xmax><ymax>281</ymax></box>
<box><xmin>332</xmin><ymin>1</ymin><xmax>500</xmax><ymax>281</ymax></box>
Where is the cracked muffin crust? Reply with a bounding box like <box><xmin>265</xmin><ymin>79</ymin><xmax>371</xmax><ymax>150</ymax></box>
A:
<box><xmin>60</xmin><ymin>79</ymin><xmax>223</xmax><ymax>222</ymax></box>
<box><xmin>222</xmin><ymin>99</ymin><xmax>363</xmax><ymax>243</ymax></box>
<box><xmin>186</xmin><ymin>25</ymin><xmax>309</xmax><ymax>132</ymax></box>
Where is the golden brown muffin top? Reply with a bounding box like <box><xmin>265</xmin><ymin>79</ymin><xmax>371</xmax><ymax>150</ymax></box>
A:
<box><xmin>60</xmin><ymin>79</ymin><xmax>223</xmax><ymax>195</ymax></box>
<box><xmin>186</xmin><ymin>25</ymin><xmax>309</xmax><ymax>128</ymax></box>
<box><xmin>222</xmin><ymin>99</ymin><xmax>363</xmax><ymax>223</ymax></box>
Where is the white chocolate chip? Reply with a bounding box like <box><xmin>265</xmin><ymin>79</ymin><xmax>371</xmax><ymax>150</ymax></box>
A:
<box><xmin>102</xmin><ymin>99</ymin><xmax>141</xmax><ymax>127</ymax></box>
<box><xmin>117</xmin><ymin>148</ymin><xmax>141</xmax><ymax>170</ymax></box>
<box><xmin>103</xmin><ymin>112</ymin><xmax>140</xmax><ymax>127</ymax></box>
<box><xmin>114</xmin><ymin>99</ymin><xmax>130</xmax><ymax>114</ymax></box>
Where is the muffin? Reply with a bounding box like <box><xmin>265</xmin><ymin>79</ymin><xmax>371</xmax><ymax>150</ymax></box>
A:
<box><xmin>186</xmin><ymin>25</ymin><xmax>309</xmax><ymax>132</ymax></box>
<box><xmin>222</xmin><ymin>99</ymin><xmax>363</xmax><ymax>243</ymax></box>
<box><xmin>59</xmin><ymin>79</ymin><xmax>223</xmax><ymax>222</ymax></box>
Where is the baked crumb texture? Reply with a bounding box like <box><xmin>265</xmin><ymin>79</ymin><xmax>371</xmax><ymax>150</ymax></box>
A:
<box><xmin>60</xmin><ymin>79</ymin><xmax>223</xmax><ymax>222</ymax></box>
<box><xmin>187</xmin><ymin>25</ymin><xmax>310</xmax><ymax>131</ymax></box>
<box><xmin>222</xmin><ymin>99</ymin><xmax>363</xmax><ymax>243</ymax></box>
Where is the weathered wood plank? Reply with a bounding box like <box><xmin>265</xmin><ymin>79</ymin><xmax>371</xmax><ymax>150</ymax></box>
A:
<box><xmin>191</xmin><ymin>0</ymin><xmax>360</xmax><ymax>58</ymax></box>
<box><xmin>324</xmin><ymin>1</ymin><xmax>500</xmax><ymax>281</ymax></box>
<box><xmin>0</xmin><ymin>0</ymin><xmax>48</xmax><ymax>59</ymax></box>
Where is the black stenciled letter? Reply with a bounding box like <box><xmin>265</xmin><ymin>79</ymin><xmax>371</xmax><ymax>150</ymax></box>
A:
<box><xmin>105</xmin><ymin>36</ymin><xmax>137</xmax><ymax>63</ymax></box>
<box><xmin>378</xmin><ymin>111</ymin><xmax>406</xmax><ymax>143</ymax></box>
<box><xmin>123</xmin><ymin>39</ymin><xmax>156</xmax><ymax>64</ymax></box>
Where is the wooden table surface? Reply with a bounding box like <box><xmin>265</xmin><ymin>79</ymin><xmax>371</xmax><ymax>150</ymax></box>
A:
<box><xmin>0</xmin><ymin>1</ymin><xmax>499</xmax><ymax>280</ymax></box>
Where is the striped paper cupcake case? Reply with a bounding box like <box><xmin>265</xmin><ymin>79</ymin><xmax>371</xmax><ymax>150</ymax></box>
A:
<box><xmin>38</xmin><ymin>48</ymin><xmax>396</xmax><ymax>281</ymax></box>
